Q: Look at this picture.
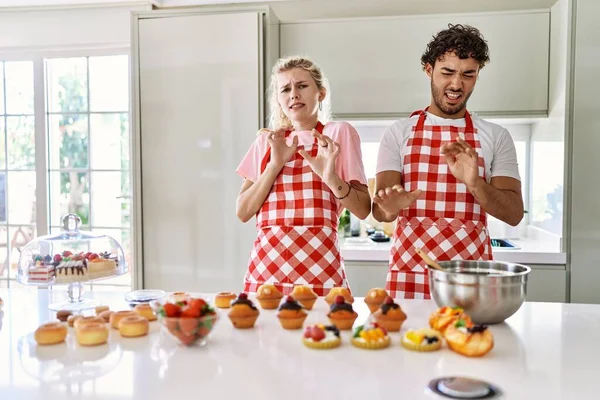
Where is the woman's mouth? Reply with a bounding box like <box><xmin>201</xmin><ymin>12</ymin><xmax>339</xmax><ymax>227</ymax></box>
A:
<box><xmin>289</xmin><ymin>103</ymin><xmax>305</xmax><ymax>110</ymax></box>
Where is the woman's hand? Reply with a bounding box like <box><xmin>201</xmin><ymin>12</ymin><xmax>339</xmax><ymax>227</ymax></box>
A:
<box><xmin>267</xmin><ymin>126</ymin><xmax>297</xmax><ymax>169</ymax></box>
<box><xmin>298</xmin><ymin>129</ymin><xmax>339</xmax><ymax>184</ymax></box>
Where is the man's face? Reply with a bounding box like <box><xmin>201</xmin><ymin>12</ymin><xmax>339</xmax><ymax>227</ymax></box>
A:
<box><xmin>425</xmin><ymin>52</ymin><xmax>480</xmax><ymax>117</ymax></box>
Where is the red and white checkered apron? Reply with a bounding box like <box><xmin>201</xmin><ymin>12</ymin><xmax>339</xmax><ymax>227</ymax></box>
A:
<box><xmin>243</xmin><ymin>122</ymin><xmax>349</xmax><ymax>296</ymax></box>
<box><xmin>386</xmin><ymin>109</ymin><xmax>493</xmax><ymax>299</ymax></box>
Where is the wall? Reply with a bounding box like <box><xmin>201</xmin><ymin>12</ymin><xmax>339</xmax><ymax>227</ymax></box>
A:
<box><xmin>0</xmin><ymin>2</ymin><xmax>150</xmax><ymax>52</ymax></box>
<box><xmin>570</xmin><ymin>0</ymin><xmax>600</xmax><ymax>304</ymax></box>
<box><xmin>529</xmin><ymin>0</ymin><xmax>568</xmax><ymax>237</ymax></box>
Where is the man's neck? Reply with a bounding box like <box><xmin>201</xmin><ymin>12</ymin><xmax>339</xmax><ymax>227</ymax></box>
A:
<box><xmin>427</xmin><ymin>102</ymin><xmax>467</xmax><ymax>119</ymax></box>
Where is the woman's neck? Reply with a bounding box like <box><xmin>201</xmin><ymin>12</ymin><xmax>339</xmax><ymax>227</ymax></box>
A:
<box><xmin>292</xmin><ymin>116</ymin><xmax>319</xmax><ymax>131</ymax></box>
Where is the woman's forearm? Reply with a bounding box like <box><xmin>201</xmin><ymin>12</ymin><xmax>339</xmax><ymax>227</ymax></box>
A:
<box><xmin>236</xmin><ymin>163</ymin><xmax>282</xmax><ymax>222</ymax></box>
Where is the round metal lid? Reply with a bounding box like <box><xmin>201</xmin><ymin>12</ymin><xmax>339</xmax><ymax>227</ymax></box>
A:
<box><xmin>124</xmin><ymin>289</ymin><xmax>165</xmax><ymax>303</ymax></box>
<box><xmin>428</xmin><ymin>377</ymin><xmax>502</xmax><ymax>399</ymax></box>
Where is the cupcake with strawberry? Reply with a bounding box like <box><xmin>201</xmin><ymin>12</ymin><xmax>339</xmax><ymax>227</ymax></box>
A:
<box><xmin>228</xmin><ymin>293</ymin><xmax>260</xmax><ymax>329</ymax></box>
<box><xmin>351</xmin><ymin>319</ymin><xmax>390</xmax><ymax>350</ymax></box>
<box><xmin>327</xmin><ymin>295</ymin><xmax>358</xmax><ymax>330</ymax></box>
<box><xmin>276</xmin><ymin>296</ymin><xmax>308</xmax><ymax>330</ymax></box>
<box><xmin>372</xmin><ymin>296</ymin><xmax>407</xmax><ymax>332</ymax></box>
<box><xmin>302</xmin><ymin>324</ymin><xmax>341</xmax><ymax>349</ymax></box>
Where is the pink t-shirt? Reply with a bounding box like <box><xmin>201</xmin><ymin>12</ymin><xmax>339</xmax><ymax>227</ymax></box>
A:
<box><xmin>236</xmin><ymin>121</ymin><xmax>368</xmax><ymax>185</ymax></box>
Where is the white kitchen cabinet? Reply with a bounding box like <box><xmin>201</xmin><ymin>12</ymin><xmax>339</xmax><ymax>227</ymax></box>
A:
<box><xmin>344</xmin><ymin>261</ymin><xmax>566</xmax><ymax>303</ymax></box>
<box><xmin>132</xmin><ymin>8</ymin><xmax>274</xmax><ymax>292</ymax></box>
<box><xmin>281</xmin><ymin>11</ymin><xmax>549</xmax><ymax>118</ymax></box>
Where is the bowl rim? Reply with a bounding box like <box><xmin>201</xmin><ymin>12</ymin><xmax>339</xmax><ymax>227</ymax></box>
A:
<box><xmin>427</xmin><ymin>261</ymin><xmax>532</xmax><ymax>276</ymax></box>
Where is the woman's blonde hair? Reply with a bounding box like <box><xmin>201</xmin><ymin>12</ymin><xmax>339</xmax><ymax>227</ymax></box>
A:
<box><xmin>267</xmin><ymin>56</ymin><xmax>332</xmax><ymax>130</ymax></box>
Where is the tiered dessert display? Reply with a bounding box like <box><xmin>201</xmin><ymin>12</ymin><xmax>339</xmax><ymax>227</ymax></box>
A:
<box><xmin>16</xmin><ymin>214</ymin><xmax>127</xmax><ymax>311</ymax></box>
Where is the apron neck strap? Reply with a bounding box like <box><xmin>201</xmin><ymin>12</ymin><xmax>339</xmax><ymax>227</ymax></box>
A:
<box><xmin>412</xmin><ymin>107</ymin><xmax>474</xmax><ymax>133</ymax></box>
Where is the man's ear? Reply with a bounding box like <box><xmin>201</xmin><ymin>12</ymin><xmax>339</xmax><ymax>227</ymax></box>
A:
<box><xmin>425</xmin><ymin>63</ymin><xmax>433</xmax><ymax>79</ymax></box>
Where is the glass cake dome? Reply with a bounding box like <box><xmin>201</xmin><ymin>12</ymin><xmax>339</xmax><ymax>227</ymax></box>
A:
<box><xmin>16</xmin><ymin>214</ymin><xmax>128</xmax><ymax>311</ymax></box>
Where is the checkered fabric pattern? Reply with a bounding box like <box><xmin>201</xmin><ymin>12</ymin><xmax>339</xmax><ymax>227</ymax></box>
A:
<box><xmin>386</xmin><ymin>109</ymin><xmax>493</xmax><ymax>299</ymax></box>
<box><xmin>244</xmin><ymin>122</ymin><xmax>349</xmax><ymax>296</ymax></box>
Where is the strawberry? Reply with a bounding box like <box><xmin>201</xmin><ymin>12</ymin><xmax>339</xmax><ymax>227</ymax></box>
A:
<box><xmin>180</xmin><ymin>306</ymin><xmax>201</xmax><ymax>318</ymax></box>
<box><xmin>53</xmin><ymin>254</ymin><xmax>62</xmax><ymax>263</ymax></box>
<box><xmin>163</xmin><ymin>303</ymin><xmax>181</xmax><ymax>318</ymax></box>
<box><xmin>303</xmin><ymin>326</ymin><xmax>313</xmax><ymax>339</ymax></box>
<box><xmin>178</xmin><ymin>318</ymin><xmax>199</xmax><ymax>336</ymax></box>
<box><xmin>311</xmin><ymin>326</ymin><xmax>326</xmax><ymax>342</ymax></box>
<box><xmin>188</xmin><ymin>298</ymin><xmax>207</xmax><ymax>311</ymax></box>
<box><xmin>62</xmin><ymin>250</ymin><xmax>72</xmax><ymax>257</ymax></box>
<box><xmin>88</xmin><ymin>253</ymin><xmax>99</xmax><ymax>260</ymax></box>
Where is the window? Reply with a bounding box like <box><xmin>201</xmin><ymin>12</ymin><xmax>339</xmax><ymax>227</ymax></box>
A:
<box><xmin>0</xmin><ymin>52</ymin><xmax>132</xmax><ymax>288</ymax></box>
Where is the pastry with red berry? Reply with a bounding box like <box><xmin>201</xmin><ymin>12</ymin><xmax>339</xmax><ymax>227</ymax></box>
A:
<box><xmin>372</xmin><ymin>296</ymin><xmax>407</xmax><ymax>332</ymax></box>
<box><xmin>351</xmin><ymin>320</ymin><xmax>390</xmax><ymax>350</ymax></box>
<box><xmin>327</xmin><ymin>295</ymin><xmax>358</xmax><ymax>330</ymax></box>
<box><xmin>401</xmin><ymin>328</ymin><xmax>443</xmax><ymax>352</ymax></box>
<box><xmin>276</xmin><ymin>296</ymin><xmax>308</xmax><ymax>330</ymax></box>
<box><xmin>364</xmin><ymin>288</ymin><xmax>389</xmax><ymax>313</ymax></box>
<box><xmin>302</xmin><ymin>324</ymin><xmax>341</xmax><ymax>349</ymax></box>
<box><xmin>227</xmin><ymin>293</ymin><xmax>260</xmax><ymax>329</ymax></box>
<box><xmin>290</xmin><ymin>285</ymin><xmax>318</xmax><ymax>310</ymax></box>
<box><xmin>429</xmin><ymin>306</ymin><xmax>473</xmax><ymax>334</ymax></box>
<box><xmin>444</xmin><ymin>319</ymin><xmax>494</xmax><ymax>357</ymax></box>
<box><xmin>324</xmin><ymin>287</ymin><xmax>353</xmax><ymax>306</ymax></box>
<box><xmin>255</xmin><ymin>285</ymin><xmax>283</xmax><ymax>310</ymax></box>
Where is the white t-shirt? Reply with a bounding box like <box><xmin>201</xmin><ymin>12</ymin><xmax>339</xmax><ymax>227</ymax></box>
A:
<box><xmin>376</xmin><ymin>112</ymin><xmax>521</xmax><ymax>182</ymax></box>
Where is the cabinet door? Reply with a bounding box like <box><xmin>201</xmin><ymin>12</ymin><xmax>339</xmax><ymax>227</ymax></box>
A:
<box><xmin>526</xmin><ymin>266</ymin><xmax>567</xmax><ymax>303</ymax></box>
<box><xmin>136</xmin><ymin>12</ymin><xmax>262</xmax><ymax>292</ymax></box>
<box><xmin>281</xmin><ymin>12</ymin><xmax>549</xmax><ymax>117</ymax></box>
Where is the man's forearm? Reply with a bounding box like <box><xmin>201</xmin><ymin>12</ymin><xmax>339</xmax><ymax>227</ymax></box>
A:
<box><xmin>467</xmin><ymin>177</ymin><xmax>524</xmax><ymax>226</ymax></box>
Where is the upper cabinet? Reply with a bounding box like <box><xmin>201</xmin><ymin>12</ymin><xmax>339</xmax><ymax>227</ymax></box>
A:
<box><xmin>281</xmin><ymin>11</ymin><xmax>550</xmax><ymax>118</ymax></box>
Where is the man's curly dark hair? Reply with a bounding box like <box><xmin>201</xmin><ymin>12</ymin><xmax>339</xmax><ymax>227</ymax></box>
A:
<box><xmin>421</xmin><ymin>24</ymin><xmax>490</xmax><ymax>69</ymax></box>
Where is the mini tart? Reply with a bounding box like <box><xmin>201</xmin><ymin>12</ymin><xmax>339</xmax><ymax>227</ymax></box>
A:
<box><xmin>34</xmin><ymin>322</ymin><xmax>67</xmax><ymax>345</ymax></box>
<box><xmin>325</xmin><ymin>287</ymin><xmax>353</xmax><ymax>306</ymax></box>
<box><xmin>169</xmin><ymin>291</ymin><xmax>190</xmax><ymax>304</ymax></box>
<box><xmin>255</xmin><ymin>284</ymin><xmax>284</xmax><ymax>310</ymax></box>
<box><xmin>228</xmin><ymin>293</ymin><xmax>260</xmax><ymax>329</ymax></box>
<box><xmin>372</xmin><ymin>297</ymin><xmax>407</xmax><ymax>332</ymax></box>
<box><xmin>429</xmin><ymin>306</ymin><xmax>473</xmax><ymax>334</ymax></box>
<box><xmin>364</xmin><ymin>288</ymin><xmax>389</xmax><ymax>313</ymax></box>
<box><xmin>444</xmin><ymin>320</ymin><xmax>494</xmax><ymax>357</ymax></box>
<box><xmin>290</xmin><ymin>285</ymin><xmax>318</xmax><ymax>310</ymax></box>
<box><xmin>327</xmin><ymin>296</ymin><xmax>358</xmax><ymax>330</ymax></box>
<box><xmin>401</xmin><ymin>328</ymin><xmax>443</xmax><ymax>352</ymax></box>
<box><xmin>302</xmin><ymin>324</ymin><xmax>341</xmax><ymax>349</ymax></box>
<box><xmin>276</xmin><ymin>296</ymin><xmax>308</xmax><ymax>330</ymax></box>
<box><xmin>351</xmin><ymin>322</ymin><xmax>390</xmax><ymax>350</ymax></box>
<box><xmin>134</xmin><ymin>303</ymin><xmax>157</xmax><ymax>321</ymax></box>
<box><xmin>215</xmin><ymin>292</ymin><xmax>237</xmax><ymax>309</ymax></box>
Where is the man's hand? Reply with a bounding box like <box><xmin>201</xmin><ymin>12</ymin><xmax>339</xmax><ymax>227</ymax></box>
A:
<box><xmin>372</xmin><ymin>184</ymin><xmax>422</xmax><ymax>217</ymax></box>
<box><xmin>441</xmin><ymin>137</ymin><xmax>479</xmax><ymax>187</ymax></box>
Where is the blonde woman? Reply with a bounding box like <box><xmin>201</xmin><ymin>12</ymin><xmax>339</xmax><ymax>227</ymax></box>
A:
<box><xmin>236</xmin><ymin>56</ymin><xmax>371</xmax><ymax>296</ymax></box>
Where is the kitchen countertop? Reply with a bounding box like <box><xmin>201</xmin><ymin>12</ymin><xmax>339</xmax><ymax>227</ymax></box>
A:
<box><xmin>0</xmin><ymin>287</ymin><xmax>596</xmax><ymax>399</ymax></box>
<box><xmin>340</xmin><ymin>236</ymin><xmax>567</xmax><ymax>265</ymax></box>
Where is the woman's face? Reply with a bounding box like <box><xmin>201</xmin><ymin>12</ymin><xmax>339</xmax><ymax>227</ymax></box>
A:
<box><xmin>276</xmin><ymin>67</ymin><xmax>325</xmax><ymax>126</ymax></box>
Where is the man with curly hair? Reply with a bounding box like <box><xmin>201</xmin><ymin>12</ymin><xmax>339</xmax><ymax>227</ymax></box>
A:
<box><xmin>372</xmin><ymin>24</ymin><xmax>524</xmax><ymax>299</ymax></box>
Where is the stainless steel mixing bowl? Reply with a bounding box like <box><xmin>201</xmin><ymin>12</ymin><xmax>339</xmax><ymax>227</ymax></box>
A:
<box><xmin>428</xmin><ymin>260</ymin><xmax>531</xmax><ymax>324</ymax></box>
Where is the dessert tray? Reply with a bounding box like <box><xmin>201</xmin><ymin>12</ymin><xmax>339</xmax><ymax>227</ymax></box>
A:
<box><xmin>16</xmin><ymin>214</ymin><xmax>128</xmax><ymax>311</ymax></box>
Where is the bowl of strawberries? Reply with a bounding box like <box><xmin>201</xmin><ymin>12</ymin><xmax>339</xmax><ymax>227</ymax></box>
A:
<box><xmin>152</xmin><ymin>293</ymin><xmax>218</xmax><ymax>347</ymax></box>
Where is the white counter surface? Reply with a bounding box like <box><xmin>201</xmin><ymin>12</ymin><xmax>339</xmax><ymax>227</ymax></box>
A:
<box><xmin>0</xmin><ymin>287</ymin><xmax>596</xmax><ymax>400</ymax></box>
<box><xmin>340</xmin><ymin>236</ymin><xmax>567</xmax><ymax>265</ymax></box>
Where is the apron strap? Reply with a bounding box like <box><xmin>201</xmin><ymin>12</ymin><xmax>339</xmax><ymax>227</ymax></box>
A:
<box><xmin>410</xmin><ymin>106</ymin><xmax>474</xmax><ymax>133</ymax></box>
<box><xmin>260</xmin><ymin>121</ymin><xmax>325</xmax><ymax>174</ymax></box>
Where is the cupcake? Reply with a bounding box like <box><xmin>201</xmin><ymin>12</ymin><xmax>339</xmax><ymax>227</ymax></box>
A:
<box><xmin>325</xmin><ymin>287</ymin><xmax>354</xmax><ymax>306</ymax></box>
<box><xmin>255</xmin><ymin>284</ymin><xmax>284</xmax><ymax>310</ymax></box>
<box><xmin>372</xmin><ymin>296</ymin><xmax>407</xmax><ymax>332</ymax></box>
<box><xmin>351</xmin><ymin>320</ymin><xmax>390</xmax><ymax>350</ymax></box>
<box><xmin>401</xmin><ymin>328</ymin><xmax>443</xmax><ymax>352</ymax></box>
<box><xmin>302</xmin><ymin>324</ymin><xmax>341</xmax><ymax>350</ymax></box>
<box><xmin>444</xmin><ymin>319</ymin><xmax>494</xmax><ymax>357</ymax></box>
<box><xmin>227</xmin><ymin>293</ymin><xmax>260</xmax><ymax>329</ymax></box>
<box><xmin>276</xmin><ymin>296</ymin><xmax>308</xmax><ymax>330</ymax></box>
<box><xmin>364</xmin><ymin>288</ymin><xmax>389</xmax><ymax>313</ymax></box>
<box><xmin>290</xmin><ymin>285</ymin><xmax>318</xmax><ymax>310</ymax></box>
<box><xmin>429</xmin><ymin>306</ymin><xmax>473</xmax><ymax>334</ymax></box>
<box><xmin>327</xmin><ymin>295</ymin><xmax>358</xmax><ymax>330</ymax></box>
<box><xmin>215</xmin><ymin>292</ymin><xmax>237</xmax><ymax>309</ymax></box>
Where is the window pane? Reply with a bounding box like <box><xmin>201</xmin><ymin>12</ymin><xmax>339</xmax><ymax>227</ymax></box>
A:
<box><xmin>7</xmin><ymin>171</ymin><xmax>36</xmax><ymax>225</ymax></box>
<box><xmin>360</xmin><ymin>142</ymin><xmax>379</xmax><ymax>180</ymax></box>
<box><xmin>0</xmin><ymin>62</ymin><xmax>5</xmax><ymax>115</ymax></box>
<box><xmin>4</xmin><ymin>61</ymin><xmax>34</xmax><ymax>115</ymax></box>
<box><xmin>91</xmin><ymin>171</ymin><xmax>130</xmax><ymax>228</ymax></box>
<box><xmin>46</xmin><ymin>58</ymin><xmax>88</xmax><ymax>113</ymax></box>
<box><xmin>0</xmin><ymin>117</ymin><xmax>5</xmax><ymax>169</ymax></box>
<box><xmin>90</xmin><ymin>113</ymin><xmax>128</xmax><ymax>170</ymax></box>
<box><xmin>8</xmin><ymin>225</ymin><xmax>36</xmax><ymax>279</ymax></box>
<box><xmin>90</xmin><ymin>228</ymin><xmax>131</xmax><ymax>286</ymax></box>
<box><xmin>48</xmin><ymin>114</ymin><xmax>88</xmax><ymax>169</ymax></box>
<box><xmin>7</xmin><ymin>116</ymin><xmax>35</xmax><ymax>169</ymax></box>
<box><xmin>89</xmin><ymin>55</ymin><xmax>129</xmax><ymax>112</ymax></box>
<box><xmin>49</xmin><ymin>171</ymin><xmax>89</xmax><ymax>227</ymax></box>
<box><xmin>0</xmin><ymin>226</ymin><xmax>8</xmax><ymax>278</ymax></box>
<box><xmin>0</xmin><ymin>173</ymin><xmax>5</xmax><ymax>223</ymax></box>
